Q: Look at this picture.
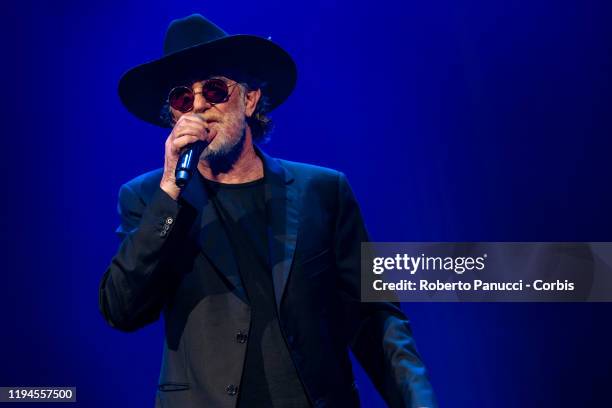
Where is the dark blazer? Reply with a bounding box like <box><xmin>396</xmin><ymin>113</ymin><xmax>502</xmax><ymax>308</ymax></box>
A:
<box><xmin>98</xmin><ymin>148</ymin><xmax>437</xmax><ymax>408</ymax></box>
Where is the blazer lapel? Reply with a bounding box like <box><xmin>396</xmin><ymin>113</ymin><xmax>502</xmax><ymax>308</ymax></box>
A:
<box><xmin>179</xmin><ymin>171</ymin><xmax>247</xmax><ymax>302</ymax></box>
<box><xmin>259</xmin><ymin>148</ymin><xmax>301</xmax><ymax>314</ymax></box>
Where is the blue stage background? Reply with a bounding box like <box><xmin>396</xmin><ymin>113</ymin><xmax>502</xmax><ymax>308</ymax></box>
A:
<box><xmin>2</xmin><ymin>1</ymin><xmax>612</xmax><ymax>406</ymax></box>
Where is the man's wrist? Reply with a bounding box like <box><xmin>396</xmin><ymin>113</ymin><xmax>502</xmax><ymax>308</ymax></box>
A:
<box><xmin>160</xmin><ymin>179</ymin><xmax>180</xmax><ymax>201</ymax></box>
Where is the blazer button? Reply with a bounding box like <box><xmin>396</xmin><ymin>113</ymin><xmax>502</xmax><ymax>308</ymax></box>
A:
<box><xmin>225</xmin><ymin>384</ymin><xmax>238</xmax><ymax>396</ymax></box>
<box><xmin>236</xmin><ymin>330</ymin><xmax>248</xmax><ymax>343</ymax></box>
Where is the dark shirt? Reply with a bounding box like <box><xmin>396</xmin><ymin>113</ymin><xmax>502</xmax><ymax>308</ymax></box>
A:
<box><xmin>203</xmin><ymin>177</ymin><xmax>310</xmax><ymax>408</ymax></box>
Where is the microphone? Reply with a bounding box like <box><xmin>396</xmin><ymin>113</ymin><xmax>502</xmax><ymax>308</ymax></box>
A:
<box><xmin>175</xmin><ymin>140</ymin><xmax>209</xmax><ymax>188</ymax></box>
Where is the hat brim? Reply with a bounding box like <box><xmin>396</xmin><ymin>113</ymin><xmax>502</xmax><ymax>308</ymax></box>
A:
<box><xmin>118</xmin><ymin>35</ymin><xmax>297</xmax><ymax>127</ymax></box>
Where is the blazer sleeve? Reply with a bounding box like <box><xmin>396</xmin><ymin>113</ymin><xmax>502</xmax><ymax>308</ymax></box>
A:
<box><xmin>334</xmin><ymin>172</ymin><xmax>438</xmax><ymax>408</ymax></box>
<box><xmin>98</xmin><ymin>183</ymin><xmax>184</xmax><ymax>332</ymax></box>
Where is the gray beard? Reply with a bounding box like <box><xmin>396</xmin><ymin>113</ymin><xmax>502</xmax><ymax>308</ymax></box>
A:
<box><xmin>202</xmin><ymin>127</ymin><xmax>247</xmax><ymax>175</ymax></box>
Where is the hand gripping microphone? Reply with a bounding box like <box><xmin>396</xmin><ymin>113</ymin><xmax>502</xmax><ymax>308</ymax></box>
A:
<box><xmin>175</xmin><ymin>140</ymin><xmax>209</xmax><ymax>188</ymax></box>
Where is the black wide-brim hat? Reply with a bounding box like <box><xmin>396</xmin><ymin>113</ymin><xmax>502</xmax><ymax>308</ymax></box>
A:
<box><xmin>118</xmin><ymin>14</ymin><xmax>297</xmax><ymax>127</ymax></box>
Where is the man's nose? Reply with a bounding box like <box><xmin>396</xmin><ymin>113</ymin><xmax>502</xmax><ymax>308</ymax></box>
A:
<box><xmin>192</xmin><ymin>92</ymin><xmax>212</xmax><ymax>113</ymax></box>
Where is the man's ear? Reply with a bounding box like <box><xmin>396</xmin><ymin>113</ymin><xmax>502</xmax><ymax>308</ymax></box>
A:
<box><xmin>245</xmin><ymin>88</ymin><xmax>261</xmax><ymax>117</ymax></box>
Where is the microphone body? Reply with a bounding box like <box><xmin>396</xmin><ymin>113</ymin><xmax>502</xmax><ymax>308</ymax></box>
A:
<box><xmin>175</xmin><ymin>140</ymin><xmax>208</xmax><ymax>188</ymax></box>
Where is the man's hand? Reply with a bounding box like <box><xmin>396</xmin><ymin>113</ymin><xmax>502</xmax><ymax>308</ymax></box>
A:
<box><xmin>160</xmin><ymin>114</ymin><xmax>212</xmax><ymax>200</ymax></box>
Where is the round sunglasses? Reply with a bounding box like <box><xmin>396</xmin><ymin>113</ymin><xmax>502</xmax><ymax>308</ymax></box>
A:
<box><xmin>167</xmin><ymin>78</ymin><xmax>240</xmax><ymax>113</ymax></box>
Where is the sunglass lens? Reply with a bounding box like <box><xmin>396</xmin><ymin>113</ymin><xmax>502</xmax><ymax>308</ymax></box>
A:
<box><xmin>169</xmin><ymin>87</ymin><xmax>194</xmax><ymax>112</ymax></box>
<box><xmin>202</xmin><ymin>79</ymin><xmax>229</xmax><ymax>104</ymax></box>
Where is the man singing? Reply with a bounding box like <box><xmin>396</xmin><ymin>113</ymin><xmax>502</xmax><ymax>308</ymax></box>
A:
<box><xmin>98</xmin><ymin>14</ymin><xmax>437</xmax><ymax>408</ymax></box>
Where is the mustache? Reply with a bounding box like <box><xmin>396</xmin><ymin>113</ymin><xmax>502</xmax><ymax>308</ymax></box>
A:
<box><xmin>194</xmin><ymin>114</ymin><xmax>221</xmax><ymax>123</ymax></box>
